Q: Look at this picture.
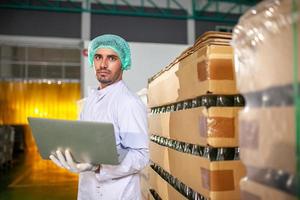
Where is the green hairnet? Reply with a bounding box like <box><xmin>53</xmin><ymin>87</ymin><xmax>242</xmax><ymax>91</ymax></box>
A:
<box><xmin>88</xmin><ymin>34</ymin><xmax>131</xmax><ymax>70</ymax></box>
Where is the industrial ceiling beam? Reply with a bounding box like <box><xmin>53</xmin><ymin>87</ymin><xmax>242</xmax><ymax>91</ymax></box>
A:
<box><xmin>0</xmin><ymin>0</ymin><xmax>260</xmax><ymax>23</ymax></box>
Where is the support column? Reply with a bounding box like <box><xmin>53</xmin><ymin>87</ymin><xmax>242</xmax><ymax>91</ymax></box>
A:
<box><xmin>187</xmin><ymin>0</ymin><xmax>195</xmax><ymax>45</ymax></box>
<box><xmin>81</xmin><ymin>0</ymin><xmax>91</xmax><ymax>97</ymax></box>
<box><xmin>81</xmin><ymin>0</ymin><xmax>91</xmax><ymax>41</ymax></box>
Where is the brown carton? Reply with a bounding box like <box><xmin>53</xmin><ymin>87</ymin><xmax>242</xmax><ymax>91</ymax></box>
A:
<box><xmin>140</xmin><ymin>166</ymin><xmax>150</xmax><ymax>200</ymax></box>
<box><xmin>149</xmin><ymin>168</ymin><xmax>169</xmax><ymax>200</ymax></box>
<box><xmin>150</xmin><ymin>141</ymin><xmax>246</xmax><ymax>199</ymax></box>
<box><xmin>149</xmin><ymin>167</ymin><xmax>187</xmax><ymax>200</ymax></box>
<box><xmin>168</xmin><ymin>184</ymin><xmax>188</xmax><ymax>200</ymax></box>
<box><xmin>148</xmin><ymin>44</ymin><xmax>236</xmax><ymax>108</ymax></box>
<box><xmin>150</xmin><ymin>141</ymin><xmax>170</xmax><ymax>172</ymax></box>
<box><xmin>166</xmin><ymin>145</ymin><xmax>246</xmax><ymax>200</ymax></box>
<box><xmin>148</xmin><ymin>107</ymin><xmax>240</xmax><ymax>147</ymax></box>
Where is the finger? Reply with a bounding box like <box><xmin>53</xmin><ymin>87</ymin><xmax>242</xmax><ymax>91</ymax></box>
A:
<box><xmin>56</xmin><ymin>150</ymin><xmax>70</xmax><ymax>170</ymax></box>
<box><xmin>77</xmin><ymin>163</ymin><xmax>93</xmax><ymax>172</ymax></box>
<box><xmin>65</xmin><ymin>150</ymin><xmax>77</xmax><ymax>170</ymax></box>
<box><xmin>49</xmin><ymin>154</ymin><xmax>63</xmax><ymax>168</ymax></box>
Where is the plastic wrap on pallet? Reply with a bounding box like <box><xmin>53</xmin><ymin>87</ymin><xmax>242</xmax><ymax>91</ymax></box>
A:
<box><xmin>239</xmin><ymin>107</ymin><xmax>296</xmax><ymax>173</ymax></box>
<box><xmin>232</xmin><ymin>0</ymin><xmax>300</xmax><ymax>198</ymax></box>
<box><xmin>232</xmin><ymin>0</ymin><xmax>300</xmax><ymax>92</ymax></box>
<box><xmin>240</xmin><ymin>177</ymin><xmax>297</xmax><ymax>200</ymax></box>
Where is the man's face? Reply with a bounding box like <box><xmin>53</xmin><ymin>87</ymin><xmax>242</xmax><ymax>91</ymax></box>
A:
<box><xmin>93</xmin><ymin>48</ymin><xmax>122</xmax><ymax>88</ymax></box>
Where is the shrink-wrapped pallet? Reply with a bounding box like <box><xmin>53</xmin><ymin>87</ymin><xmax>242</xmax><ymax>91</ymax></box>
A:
<box><xmin>232</xmin><ymin>0</ymin><xmax>300</xmax><ymax>198</ymax></box>
<box><xmin>148</xmin><ymin>31</ymin><xmax>246</xmax><ymax>200</ymax></box>
<box><xmin>239</xmin><ymin>107</ymin><xmax>296</xmax><ymax>175</ymax></box>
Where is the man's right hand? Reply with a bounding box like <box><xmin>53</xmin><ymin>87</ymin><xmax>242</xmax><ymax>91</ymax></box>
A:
<box><xmin>49</xmin><ymin>149</ymin><xmax>100</xmax><ymax>173</ymax></box>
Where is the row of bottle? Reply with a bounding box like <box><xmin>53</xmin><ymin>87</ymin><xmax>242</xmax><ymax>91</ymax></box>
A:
<box><xmin>150</xmin><ymin>94</ymin><xmax>245</xmax><ymax>114</ymax></box>
<box><xmin>150</xmin><ymin>134</ymin><xmax>239</xmax><ymax>161</ymax></box>
<box><xmin>150</xmin><ymin>162</ymin><xmax>207</xmax><ymax>200</ymax></box>
<box><xmin>243</xmin><ymin>83</ymin><xmax>300</xmax><ymax>107</ymax></box>
<box><xmin>149</xmin><ymin>189</ymin><xmax>162</xmax><ymax>200</ymax></box>
<box><xmin>247</xmin><ymin>167</ymin><xmax>298</xmax><ymax>196</ymax></box>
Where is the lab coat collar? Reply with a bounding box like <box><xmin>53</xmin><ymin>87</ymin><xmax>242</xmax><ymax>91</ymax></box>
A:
<box><xmin>91</xmin><ymin>80</ymin><xmax>123</xmax><ymax>100</ymax></box>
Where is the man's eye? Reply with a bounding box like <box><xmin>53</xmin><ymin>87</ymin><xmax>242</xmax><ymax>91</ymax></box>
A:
<box><xmin>94</xmin><ymin>55</ymin><xmax>101</xmax><ymax>60</ymax></box>
<box><xmin>109</xmin><ymin>56</ymin><xmax>117</xmax><ymax>61</ymax></box>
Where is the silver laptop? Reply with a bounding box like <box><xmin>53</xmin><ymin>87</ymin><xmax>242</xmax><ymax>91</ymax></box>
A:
<box><xmin>28</xmin><ymin>117</ymin><xmax>121</xmax><ymax>165</ymax></box>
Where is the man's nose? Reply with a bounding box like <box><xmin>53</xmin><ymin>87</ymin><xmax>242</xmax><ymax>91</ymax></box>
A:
<box><xmin>99</xmin><ymin>58</ymin><xmax>108</xmax><ymax>69</ymax></box>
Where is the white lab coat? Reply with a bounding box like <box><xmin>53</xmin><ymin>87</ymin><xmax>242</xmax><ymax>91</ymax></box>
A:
<box><xmin>79</xmin><ymin>80</ymin><xmax>149</xmax><ymax>200</ymax></box>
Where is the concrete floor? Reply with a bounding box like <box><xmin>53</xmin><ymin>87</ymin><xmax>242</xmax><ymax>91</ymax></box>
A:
<box><xmin>0</xmin><ymin>151</ymin><xmax>78</xmax><ymax>200</ymax></box>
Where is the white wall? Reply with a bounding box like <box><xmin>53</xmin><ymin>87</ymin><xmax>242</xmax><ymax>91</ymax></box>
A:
<box><xmin>82</xmin><ymin>41</ymin><xmax>189</xmax><ymax>97</ymax></box>
<box><xmin>0</xmin><ymin>36</ymin><xmax>188</xmax><ymax>97</ymax></box>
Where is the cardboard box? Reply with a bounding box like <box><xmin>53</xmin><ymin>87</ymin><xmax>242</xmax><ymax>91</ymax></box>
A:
<box><xmin>148</xmin><ymin>107</ymin><xmax>240</xmax><ymax>147</ymax></box>
<box><xmin>149</xmin><ymin>168</ymin><xmax>169</xmax><ymax>200</ymax></box>
<box><xmin>141</xmin><ymin>166</ymin><xmax>150</xmax><ymax>200</ymax></box>
<box><xmin>148</xmin><ymin>44</ymin><xmax>237</xmax><ymax>108</ymax></box>
<box><xmin>149</xmin><ymin>167</ymin><xmax>187</xmax><ymax>200</ymax></box>
<box><xmin>240</xmin><ymin>178</ymin><xmax>297</xmax><ymax>200</ymax></box>
<box><xmin>168</xmin><ymin>147</ymin><xmax>245</xmax><ymax>200</ymax></box>
<box><xmin>150</xmin><ymin>141</ymin><xmax>170</xmax><ymax>172</ymax></box>
<box><xmin>149</xmin><ymin>142</ymin><xmax>245</xmax><ymax>200</ymax></box>
<box><xmin>149</xmin><ymin>192</ymin><xmax>155</xmax><ymax>200</ymax></box>
<box><xmin>148</xmin><ymin>112</ymin><xmax>171</xmax><ymax>139</ymax></box>
<box><xmin>142</xmin><ymin>192</ymin><xmax>149</xmax><ymax>200</ymax></box>
<box><xmin>168</xmin><ymin>182</ymin><xmax>189</xmax><ymax>200</ymax></box>
<box><xmin>239</xmin><ymin>107</ymin><xmax>296</xmax><ymax>174</ymax></box>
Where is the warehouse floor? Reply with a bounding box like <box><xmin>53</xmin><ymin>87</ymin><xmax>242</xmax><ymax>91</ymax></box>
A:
<box><xmin>0</xmin><ymin>151</ymin><xmax>78</xmax><ymax>200</ymax></box>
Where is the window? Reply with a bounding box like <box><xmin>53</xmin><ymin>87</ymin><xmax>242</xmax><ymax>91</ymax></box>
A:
<box><xmin>0</xmin><ymin>45</ymin><xmax>81</xmax><ymax>80</ymax></box>
<box><xmin>215</xmin><ymin>25</ymin><xmax>233</xmax><ymax>33</ymax></box>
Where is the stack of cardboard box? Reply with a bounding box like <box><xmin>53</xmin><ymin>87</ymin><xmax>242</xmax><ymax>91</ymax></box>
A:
<box><xmin>232</xmin><ymin>0</ymin><xmax>299</xmax><ymax>199</ymax></box>
<box><xmin>147</xmin><ymin>32</ymin><xmax>246</xmax><ymax>200</ymax></box>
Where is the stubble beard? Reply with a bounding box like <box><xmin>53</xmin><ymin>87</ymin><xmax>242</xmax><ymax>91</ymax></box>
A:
<box><xmin>97</xmin><ymin>77</ymin><xmax>113</xmax><ymax>84</ymax></box>
<box><xmin>96</xmin><ymin>70</ymin><xmax>122</xmax><ymax>86</ymax></box>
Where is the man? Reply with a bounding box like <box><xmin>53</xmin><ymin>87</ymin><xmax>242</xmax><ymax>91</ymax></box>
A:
<box><xmin>49</xmin><ymin>34</ymin><xmax>149</xmax><ymax>200</ymax></box>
